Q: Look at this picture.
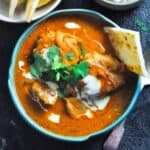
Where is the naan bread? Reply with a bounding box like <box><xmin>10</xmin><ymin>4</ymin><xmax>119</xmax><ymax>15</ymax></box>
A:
<box><xmin>9</xmin><ymin>0</ymin><xmax>25</xmax><ymax>17</ymax></box>
<box><xmin>104</xmin><ymin>27</ymin><xmax>149</xmax><ymax>77</ymax></box>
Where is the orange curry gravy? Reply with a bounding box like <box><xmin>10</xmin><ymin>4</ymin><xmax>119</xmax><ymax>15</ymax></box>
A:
<box><xmin>15</xmin><ymin>16</ymin><xmax>136</xmax><ymax>136</ymax></box>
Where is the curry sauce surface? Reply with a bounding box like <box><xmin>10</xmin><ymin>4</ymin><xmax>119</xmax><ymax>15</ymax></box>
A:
<box><xmin>15</xmin><ymin>17</ymin><xmax>135</xmax><ymax>136</ymax></box>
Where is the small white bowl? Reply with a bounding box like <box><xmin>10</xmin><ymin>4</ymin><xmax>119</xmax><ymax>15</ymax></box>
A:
<box><xmin>0</xmin><ymin>0</ymin><xmax>61</xmax><ymax>23</ymax></box>
<box><xmin>95</xmin><ymin>0</ymin><xmax>144</xmax><ymax>10</ymax></box>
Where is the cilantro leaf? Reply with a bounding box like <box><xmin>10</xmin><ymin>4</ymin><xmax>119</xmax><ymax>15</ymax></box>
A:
<box><xmin>41</xmin><ymin>71</ymin><xmax>56</xmax><ymax>81</ymax></box>
<box><xmin>73</xmin><ymin>61</ymin><xmax>89</xmax><ymax>79</ymax></box>
<box><xmin>80</xmin><ymin>43</ymin><xmax>87</xmax><ymax>57</ymax></box>
<box><xmin>51</xmin><ymin>62</ymin><xmax>66</xmax><ymax>70</ymax></box>
<box><xmin>30</xmin><ymin>65</ymin><xmax>41</xmax><ymax>78</ymax></box>
<box><xmin>63</xmin><ymin>70</ymin><xmax>70</xmax><ymax>75</ymax></box>
<box><xmin>33</xmin><ymin>52</ymin><xmax>48</xmax><ymax>72</ymax></box>
<box><xmin>29</xmin><ymin>51</ymin><xmax>47</xmax><ymax>78</ymax></box>
<box><xmin>29</xmin><ymin>44</ymin><xmax>89</xmax><ymax>89</ymax></box>
<box><xmin>47</xmin><ymin>45</ymin><xmax>66</xmax><ymax>70</ymax></box>
<box><xmin>47</xmin><ymin>45</ymin><xmax>60</xmax><ymax>61</ymax></box>
<box><xmin>56</xmin><ymin>72</ymin><xmax>61</xmax><ymax>81</ymax></box>
<box><xmin>64</xmin><ymin>52</ymin><xmax>74</xmax><ymax>60</ymax></box>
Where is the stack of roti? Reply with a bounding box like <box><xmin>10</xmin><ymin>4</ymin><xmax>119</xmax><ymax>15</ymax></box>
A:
<box><xmin>9</xmin><ymin>0</ymin><xmax>52</xmax><ymax>22</ymax></box>
<box><xmin>104</xmin><ymin>27</ymin><xmax>149</xmax><ymax>77</ymax></box>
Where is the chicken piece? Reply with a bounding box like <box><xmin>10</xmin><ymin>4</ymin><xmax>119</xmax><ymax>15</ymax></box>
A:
<box><xmin>100</xmin><ymin>72</ymin><xmax>125</xmax><ymax>94</ymax></box>
<box><xmin>31</xmin><ymin>80</ymin><xmax>57</xmax><ymax>105</ymax></box>
<box><xmin>56</xmin><ymin>31</ymin><xmax>81</xmax><ymax>65</ymax></box>
<box><xmin>36</xmin><ymin>31</ymin><xmax>56</xmax><ymax>52</ymax></box>
<box><xmin>79</xmin><ymin>73</ymin><xmax>125</xmax><ymax>100</ymax></box>
<box><xmin>66</xmin><ymin>84</ymin><xmax>77</xmax><ymax>97</ymax></box>
<box><xmin>82</xmin><ymin>96</ymin><xmax>110</xmax><ymax>112</ymax></box>
<box><xmin>80</xmin><ymin>52</ymin><xmax>127</xmax><ymax>98</ymax></box>
<box><xmin>64</xmin><ymin>97</ymin><xmax>93</xmax><ymax>119</ymax></box>
<box><xmin>86</xmin><ymin>52</ymin><xmax>125</xmax><ymax>72</ymax></box>
<box><xmin>23</xmin><ymin>81</ymin><xmax>47</xmax><ymax>112</ymax></box>
<box><xmin>9</xmin><ymin>0</ymin><xmax>25</xmax><ymax>17</ymax></box>
<box><xmin>56</xmin><ymin>31</ymin><xmax>81</xmax><ymax>52</ymax></box>
<box><xmin>35</xmin><ymin>31</ymin><xmax>81</xmax><ymax>65</ymax></box>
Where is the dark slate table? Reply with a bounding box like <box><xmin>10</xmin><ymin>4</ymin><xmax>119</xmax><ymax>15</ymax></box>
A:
<box><xmin>0</xmin><ymin>0</ymin><xmax>150</xmax><ymax>150</ymax></box>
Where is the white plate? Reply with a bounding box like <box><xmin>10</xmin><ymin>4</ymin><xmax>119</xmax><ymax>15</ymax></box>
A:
<box><xmin>94</xmin><ymin>0</ymin><xmax>143</xmax><ymax>10</ymax></box>
<box><xmin>0</xmin><ymin>0</ymin><xmax>61</xmax><ymax>23</ymax></box>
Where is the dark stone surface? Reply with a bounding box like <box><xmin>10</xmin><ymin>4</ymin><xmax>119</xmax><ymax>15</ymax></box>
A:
<box><xmin>0</xmin><ymin>0</ymin><xmax>150</xmax><ymax>149</ymax></box>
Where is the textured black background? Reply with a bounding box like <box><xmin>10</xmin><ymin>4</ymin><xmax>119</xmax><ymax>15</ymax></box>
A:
<box><xmin>0</xmin><ymin>0</ymin><xmax>150</xmax><ymax>150</ymax></box>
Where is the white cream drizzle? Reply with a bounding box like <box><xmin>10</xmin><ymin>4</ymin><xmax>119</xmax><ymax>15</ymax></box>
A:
<box><xmin>41</xmin><ymin>48</ymin><xmax>50</xmax><ymax>64</ymax></box>
<box><xmin>83</xmin><ymin>96</ymin><xmax>110</xmax><ymax>112</ymax></box>
<box><xmin>22</xmin><ymin>72</ymin><xmax>33</xmax><ymax>80</ymax></box>
<box><xmin>48</xmin><ymin>113</ymin><xmax>60</xmax><ymax>124</ymax></box>
<box><xmin>65</xmin><ymin>22</ymin><xmax>80</xmax><ymax>29</ymax></box>
<box><xmin>18</xmin><ymin>60</ymin><xmax>34</xmax><ymax>79</ymax></box>
<box><xmin>94</xmin><ymin>96</ymin><xmax>110</xmax><ymax>110</ymax></box>
<box><xmin>85</xmin><ymin>110</ymin><xmax>93</xmax><ymax>118</ymax></box>
<box><xmin>18</xmin><ymin>60</ymin><xmax>25</xmax><ymax>71</ymax></box>
<box><xmin>81</xmin><ymin>75</ymin><xmax>101</xmax><ymax>99</ymax></box>
<box><xmin>81</xmin><ymin>75</ymin><xmax>110</xmax><ymax>111</ymax></box>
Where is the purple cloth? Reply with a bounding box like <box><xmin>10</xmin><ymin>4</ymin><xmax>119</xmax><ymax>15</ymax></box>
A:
<box><xmin>104</xmin><ymin>120</ymin><xmax>126</xmax><ymax>150</ymax></box>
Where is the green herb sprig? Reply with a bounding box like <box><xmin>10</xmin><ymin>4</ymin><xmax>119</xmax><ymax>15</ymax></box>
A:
<box><xmin>29</xmin><ymin>44</ymin><xmax>89</xmax><ymax>88</ymax></box>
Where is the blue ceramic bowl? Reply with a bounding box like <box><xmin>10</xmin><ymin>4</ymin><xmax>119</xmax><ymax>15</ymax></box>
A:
<box><xmin>8</xmin><ymin>9</ymin><xmax>142</xmax><ymax>142</ymax></box>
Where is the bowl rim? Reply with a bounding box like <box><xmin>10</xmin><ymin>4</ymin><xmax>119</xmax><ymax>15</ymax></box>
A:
<box><xmin>8</xmin><ymin>9</ymin><xmax>142</xmax><ymax>142</ymax></box>
<box><xmin>0</xmin><ymin>0</ymin><xmax>61</xmax><ymax>23</ymax></box>
<box><xmin>96</xmin><ymin>0</ymin><xmax>142</xmax><ymax>6</ymax></box>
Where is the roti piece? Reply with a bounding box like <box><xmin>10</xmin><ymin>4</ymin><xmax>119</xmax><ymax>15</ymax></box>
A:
<box><xmin>9</xmin><ymin>0</ymin><xmax>25</xmax><ymax>17</ymax></box>
<box><xmin>25</xmin><ymin>0</ymin><xmax>40</xmax><ymax>22</ymax></box>
<box><xmin>9</xmin><ymin>0</ymin><xmax>52</xmax><ymax>21</ymax></box>
<box><xmin>104</xmin><ymin>27</ymin><xmax>148</xmax><ymax>77</ymax></box>
<box><xmin>25</xmin><ymin>0</ymin><xmax>51</xmax><ymax>22</ymax></box>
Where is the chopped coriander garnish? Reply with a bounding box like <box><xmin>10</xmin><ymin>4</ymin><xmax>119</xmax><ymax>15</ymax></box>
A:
<box><xmin>51</xmin><ymin>62</ymin><xmax>66</xmax><ymax>70</ymax></box>
<box><xmin>29</xmin><ymin>44</ymin><xmax>90</xmax><ymax>96</ymax></box>
<box><xmin>29</xmin><ymin>51</ymin><xmax>47</xmax><ymax>78</ymax></box>
<box><xmin>47</xmin><ymin>44</ymin><xmax>60</xmax><ymax>61</ymax></box>
<box><xmin>56</xmin><ymin>72</ymin><xmax>61</xmax><ymax>81</ymax></box>
<box><xmin>63</xmin><ymin>70</ymin><xmax>70</xmax><ymax>75</ymax></box>
<box><xmin>73</xmin><ymin>61</ymin><xmax>89</xmax><ymax>79</ymax></box>
<box><xmin>80</xmin><ymin>43</ymin><xmax>87</xmax><ymax>57</ymax></box>
<box><xmin>64</xmin><ymin>52</ymin><xmax>74</xmax><ymax>60</ymax></box>
<box><xmin>30</xmin><ymin>65</ymin><xmax>41</xmax><ymax>78</ymax></box>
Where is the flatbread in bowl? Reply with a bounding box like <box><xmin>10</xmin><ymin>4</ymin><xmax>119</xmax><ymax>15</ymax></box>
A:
<box><xmin>104</xmin><ymin>27</ymin><xmax>149</xmax><ymax>77</ymax></box>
